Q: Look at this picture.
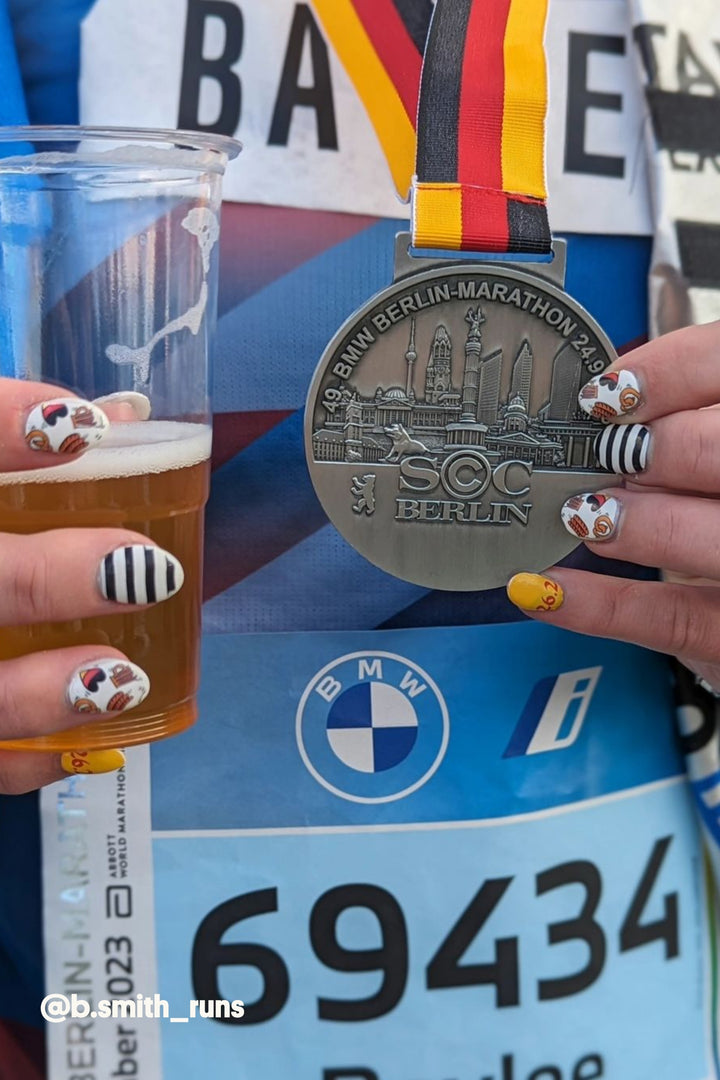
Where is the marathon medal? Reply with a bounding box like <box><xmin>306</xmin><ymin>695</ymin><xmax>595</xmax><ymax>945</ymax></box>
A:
<box><xmin>306</xmin><ymin>0</ymin><xmax>617</xmax><ymax>591</ymax></box>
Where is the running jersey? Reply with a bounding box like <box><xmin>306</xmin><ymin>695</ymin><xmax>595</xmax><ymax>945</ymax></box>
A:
<box><xmin>3</xmin><ymin>4</ymin><xmax>720</xmax><ymax>1079</ymax></box>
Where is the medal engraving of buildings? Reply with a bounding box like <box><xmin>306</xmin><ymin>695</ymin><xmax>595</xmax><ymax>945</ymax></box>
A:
<box><xmin>312</xmin><ymin>306</ymin><xmax>600</xmax><ymax>470</ymax></box>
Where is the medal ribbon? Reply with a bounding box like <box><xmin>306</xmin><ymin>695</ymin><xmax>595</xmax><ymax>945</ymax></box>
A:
<box><xmin>313</xmin><ymin>0</ymin><xmax>551</xmax><ymax>255</ymax></box>
<box><xmin>414</xmin><ymin>0</ymin><xmax>550</xmax><ymax>253</ymax></box>
<box><xmin>310</xmin><ymin>0</ymin><xmax>431</xmax><ymax>199</ymax></box>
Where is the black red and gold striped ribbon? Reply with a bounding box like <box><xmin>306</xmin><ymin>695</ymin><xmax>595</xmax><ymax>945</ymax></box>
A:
<box><xmin>310</xmin><ymin>0</ymin><xmax>432</xmax><ymax>199</ymax></box>
<box><xmin>415</xmin><ymin>0</ymin><xmax>550</xmax><ymax>253</ymax></box>
<box><xmin>312</xmin><ymin>0</ymin><xmax>551</xmax><ymax>255</ymax></box>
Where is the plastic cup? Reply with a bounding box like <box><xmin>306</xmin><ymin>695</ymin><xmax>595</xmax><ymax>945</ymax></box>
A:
<box><xmin>0</xmin><ymin>126</ymin><xmax>240</xmax><ymax>751</ymax></box>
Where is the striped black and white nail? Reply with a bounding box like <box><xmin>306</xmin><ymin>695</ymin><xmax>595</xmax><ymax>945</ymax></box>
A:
<box><xmin>594</xmin><ymin>423</ymin><xmax>650</xmax><ymax>474</ymax></box>
<box><xmin>98</xmin><ymin>545</ymin><xmax>184</xmax><ymax>604</ymax></box>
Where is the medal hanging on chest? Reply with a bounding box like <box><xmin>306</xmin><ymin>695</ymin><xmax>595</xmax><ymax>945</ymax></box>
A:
<box><xmin>305</xmin><ymin>0</ymin><xmax>616</xmax><ymax>592</ymax></box>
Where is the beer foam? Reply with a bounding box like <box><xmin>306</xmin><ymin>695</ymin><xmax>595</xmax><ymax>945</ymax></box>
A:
<box><xmin>0</xmin><ymin>421</ymin><xmax>211</xmax><ymax>485</ymax></box>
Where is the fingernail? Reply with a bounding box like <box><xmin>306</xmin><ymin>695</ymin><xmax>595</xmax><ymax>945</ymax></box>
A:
<box><xmin>25</xmin><ymin>398</ymin><xmax>109</xmax><ymax>455</ymax></box>
<box><xmin>98</xmin><ymin>545</ymin><xmax>184</xmax><ymax>604</ymax></box>
<box><xmin>67</xmin><ymin>658</ymin><xmax>150</xmax><ymax>715</ymax></box>
<box><xmin>561</xmin><ymin>492</ymin><xmax>621</xmax><ymax>541</ymax></box>
<box><xmin>578</xmin><ymin>369</ymin><xmax>642</xmax><ymax>420</ymax></box>
<box><xmin>507</xmin><ymin>573</ymin><xmax>564</xmax><ymax>612</ymax></box>
<box><xmin>594</xmin><ymin>423</ymin><xmax>650</xmax><ymax>474</ymax></box>
<box><xmin>61</xmin><ymin>749</ymin><xmax>126</xmax><ymax>775</ymax></box>
<box><xmin>92</xmin><ymin>392</ymin><xmax>151</xmax><ymax>421</ymax></box>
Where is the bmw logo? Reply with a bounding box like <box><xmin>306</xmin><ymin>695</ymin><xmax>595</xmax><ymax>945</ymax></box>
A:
<box><xmin>296</xmin><ymin>651</ymin><xmax>449</xmax><ymax>803</ymax></box>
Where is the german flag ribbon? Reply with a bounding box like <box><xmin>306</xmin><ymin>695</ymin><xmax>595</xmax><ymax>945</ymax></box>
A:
<box><xmin>313</xmin><ymin>0</ymin><xmax>551</xmax><ymax>255</ymax></box>
<box><xmin>310</xmin><ymin>0</ymin><xmax>432</xmax><ymax>199</ymax></box>
<box><xmin>414</xmin><ymin>0</ymin><xmax>550</xmax><ymax>253</ymax></box>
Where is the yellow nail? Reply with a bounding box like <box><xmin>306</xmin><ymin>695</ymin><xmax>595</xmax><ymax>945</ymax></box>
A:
<box><xmin>507</xmin><ymin>572</ymin><xmax>564</xmax><ymax>613</ymax></box>
<box><xmin>61</xmin><ymin>749</ymin><xmax>126</xmax><ymax>775</ymax></box>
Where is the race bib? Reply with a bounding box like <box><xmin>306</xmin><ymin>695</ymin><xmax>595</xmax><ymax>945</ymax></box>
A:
<box><xmin>41</xmin><ymin>623</ymin><xmax>713</xmax><ymax>1079</ymax></box>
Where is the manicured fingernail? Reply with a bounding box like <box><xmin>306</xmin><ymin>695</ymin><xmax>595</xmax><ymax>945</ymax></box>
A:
<box><xmin>507</xmin><ymin>573</ymin><xmax>564</xmax><ymax>612</ymax></box>
<box><xmin>98</xmin><ymin>545</ymin><xmax>184</xmax><ymax>604</ymax></box>
<box><xmin>578</xmin><ymin>369</ymin><xmax>642</xmax><ymax>420</ymax></box>
<box><xmin>561</xmin><ymin>492</ymin><xmax>621</xmax><ymax>541</ymax></box>
<box><xmin>92</xmin><ymin>392</ymin><xmax>151</xmax><ymax>421</ymax></box>
<box><xmin>67</xmin><ymin>658</ymin><xmax>150</xmax><ymax>715</ymax></box>
<box><xmin>594</xmin><ymin>423</ymin><xmax>650</xmax><ymax>473</ymax></box>
<box><xmin>61</xmin><ymin>749</ymin><xmax>126</xmax><ymax>775</ymax></box>
<box><xmin>25</xmin><ymin>398</ymin><xmax>109</xmax><ymax>454</ymax></box>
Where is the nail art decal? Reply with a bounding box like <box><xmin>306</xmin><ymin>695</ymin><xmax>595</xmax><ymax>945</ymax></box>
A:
<box><xmin>506</xmin><ymin>573</ymin><xmax>564</xmax><ymax>612</ymax></box>
<box><xmin>578</xmin><ymin>370</ymin><xmax>642</xmax><ymax>421</ymax></box>
<box><xmin>561</xmin><ymin>493</ymin><xmax>620</xmax><ymax>541</ymax></box>
<box><xmin>61</xmin><ymin>749</ymin><xmax>126</xmax><ymax>775</ymax></box>
<box><xmin>67</xmin><ymin>658</ymin><xmax>150</xmax><ymax>714</ymax></box>
<box><xmin>594</xmin><ymin>423</ymin><xmax>650</xmax><ymax>474</ymax></box>
<box><xmin>99</xmin><ymin>545</ymin><xmax>184</xmax><ymax>604</ymax></box>
<box><xmin>25</xmin><ymin>398</ymin><xmax>109</xmax><ymax>454</ymax></box>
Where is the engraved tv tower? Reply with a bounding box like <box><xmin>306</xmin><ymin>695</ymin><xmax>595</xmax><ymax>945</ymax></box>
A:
<box><xmin>404</xmin><ymin>316</ymin><xmax>417</xmax><ymax>399</ymax></box>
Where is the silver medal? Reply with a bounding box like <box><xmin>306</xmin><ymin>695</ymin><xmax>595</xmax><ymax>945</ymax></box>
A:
<box><xmin>305</xmin><ymin>239</ymin><xmax>617</xmax><ymax>590</ymax></box>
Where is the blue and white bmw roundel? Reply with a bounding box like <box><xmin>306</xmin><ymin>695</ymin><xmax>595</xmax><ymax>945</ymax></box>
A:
<box><xmin>296</xmin><ymin>651</ymin><xmax>449</xmax><ymax>804</ymax></box>
<box><xmin>326</xmin><ymin>681</ymin><xmax>419</xmax><ymax>773</ymax></box>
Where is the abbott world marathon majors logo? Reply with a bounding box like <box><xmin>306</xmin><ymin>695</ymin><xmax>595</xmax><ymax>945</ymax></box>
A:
<box><xmin>296</xmin><ymin>652</ymin><xmax>449</xmax><ymax>803</ymax></box>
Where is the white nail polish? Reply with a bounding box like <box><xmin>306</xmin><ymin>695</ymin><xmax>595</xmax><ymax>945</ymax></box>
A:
<box><xmin>67</xmin><ymin>658</ymin><xmax>150</xmax><ymax>715</ymax></box>
<box><xmin>25</xmin><ymin>398</ymin><xmax>109</xmax><ymax>454</ymax></box>
<box><xmin>561</xmin><ymin>493</ymin><xmax>621</xmax><ymax>541</ymax></box>
<box><xmin>98</xmin><ymin>545</ymin><xmax>184</xmax><ymax>604</ymax></box>
<box><xmin>578</xmin><ymin>369</ymin><xmax>642</xmax><ymax>421</ymax></box>
<box><xmin>92</xmin><ymin>392</ymin><xmax>152</xmax><ymax>421</ymax></box>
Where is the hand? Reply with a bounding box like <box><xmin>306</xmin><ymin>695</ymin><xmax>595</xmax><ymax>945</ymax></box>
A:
<box><xmin>506</xmin><ymin>320</ymin><xmax>720</xmax><ymax>690</ymax></box>
<box><xmin>0</xmin><ymin>378</ymin><xmax>180</xmax><ymax>794</ymax></box>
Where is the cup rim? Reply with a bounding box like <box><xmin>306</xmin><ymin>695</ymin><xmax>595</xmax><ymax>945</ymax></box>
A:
<box><xmin>0</xmin><ymin>124</ymin><xmax>242</xmax><ymax>161</ymax></box>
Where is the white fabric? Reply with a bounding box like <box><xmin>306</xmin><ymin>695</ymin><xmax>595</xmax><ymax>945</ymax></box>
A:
<box><xmin>628</xmin><ymin>0</ymin><xmax>720</xmax><ymax>332</ymax></box>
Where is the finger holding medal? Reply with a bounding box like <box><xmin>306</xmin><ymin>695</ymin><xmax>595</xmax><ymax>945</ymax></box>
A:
<box><xmin>507</xmin><ymin>318</ymin><xmax>720</xmax><ymax>689</ymax></box>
